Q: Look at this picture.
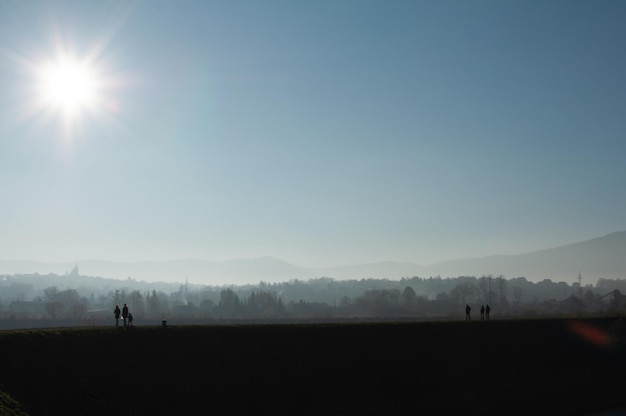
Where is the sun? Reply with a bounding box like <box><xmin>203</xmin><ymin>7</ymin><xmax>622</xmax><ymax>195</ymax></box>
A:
<box><xmin>5</xmin><ymin>44</ymin><xmax>127</xmax><ymax>143</ymax></box>
<box><xmin>38</xmin><ymin>57</ymin><xmax>100</xmax><ymax>118</ymax></box>
<box><xmin>43</xmin><ymin>62</ymin><xmax>95</xmax><ymax>109</ymax></box>
<box><xmin>1</xmin><ymin>5</ymin><xmax>135</xmax><ymax>144</ymax></box>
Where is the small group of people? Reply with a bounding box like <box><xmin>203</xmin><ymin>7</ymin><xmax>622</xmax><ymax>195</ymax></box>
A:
<box><xmin>114</xmin><ymin>303</ymin><xmax>134</xmax><ymax>327</ymax></box>
<box><xmin>465</xmin><ymin>304</ymin><xmax>491</xmax><ymax>320</ymax></box>
<box><xmin>480</xmin><ymin>304</ymin><xmax>491</xmax><ymax>320</ymax></box>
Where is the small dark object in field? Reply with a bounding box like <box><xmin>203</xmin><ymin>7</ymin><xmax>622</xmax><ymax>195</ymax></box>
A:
<box><xmin>162</xmin><ymin>320</ymin><xmax>167</xmax><ymax>328</ymax></box>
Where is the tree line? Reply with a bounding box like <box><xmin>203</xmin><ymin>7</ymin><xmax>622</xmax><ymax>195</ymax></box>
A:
<box><xmin>1</xmin><ymin>273</ymin><xmax>624</xmax><ymax>323</ymax></box>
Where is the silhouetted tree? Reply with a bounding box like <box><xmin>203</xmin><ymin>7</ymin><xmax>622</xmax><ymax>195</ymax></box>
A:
<box><xmin>478</xmin><ymin>275</ymin><xmax>493</xmax><ymax>304</ymax></box>
<box><xmin>244</xmin><ymin>291</ymin><xmax>284</xmax><ymax>318</ymax></box>
<box><xmin>199</xmin><ymin>298</ymin><xmax>214</xmax><ymax>317</ymax></box>
<box><xmin>111</xmin><ymin>289</ymin><xmax>126</xmax><ymax>309</ymax></box>
<box><xmin>355</xmin><ymin>289</ymin><xmax>402</xmax><ymax>316</ymax></box>
<box><xmin>128</xmin><ymin>290</ymin><xmax>145</xmax><ymax>319</ymax></box>
<box><xmin>44</xmin><ymin>286</ymin><xmax>59</xmax><ymax>302</ymax></box>
<box><xmin>146</xmin><ymin>290</ymin><xmax>162</xmax><ymax>319</ymax></box>
<box><xmin>45</xmin><ymin>302</ymin><xmax>63</xmax><ymax>319</ymax></box>
<box><xmin>401</xmin><ymin>286</ymin><xmax>418</xmax><ymax>307</ymax></box>
<box><xmin>42</xmin><ymin>287</ymin><xmax>85</xmax><ymax>319</ymax></box>
<box><xmin>450</xmin><ymin>281</ymin><xmax>478</xmax><ymax>306</ymax></box>
<box><xmin>512</xmin><ymin>286</ymin><xmax>523</xmax><ymax>305</ymax></box>
<box><xmin>496</xmin><ymin>275</ymin><xmax>508</xmax><ymax>307</ymax></box>
<box><xmin>218</xmin><ymin>288</ymin><xmax>241</xmax><ymax>317</ymax></box>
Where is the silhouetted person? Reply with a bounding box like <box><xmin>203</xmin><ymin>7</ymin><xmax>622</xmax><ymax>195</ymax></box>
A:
<box><xmin>122</xmin><ymin>304</ymin><xmax>129</xmax><ymax>327</ymax></box>
<box><xmin>127</xmin><ymin>312</ymin><xmax>134</xmax><ymax>327</ymax></box>
<box><xmin>114</xmin><ymin>305</ymin><xmax>121</xmax><ymax>327</ymax></box>
<box><xmin>485</xmin><ymin>304</ymin><xmax>491</xmax><ymax>320</ymax></box>
<box><xmin>480</xmin><ymin>305</ymin><xmax>485</xmax><ymax>320</ymax></box>
<box><xmin>465</xmin><ymin>304</ymin><xmax>471</xmax><ymax>320</ymax></box>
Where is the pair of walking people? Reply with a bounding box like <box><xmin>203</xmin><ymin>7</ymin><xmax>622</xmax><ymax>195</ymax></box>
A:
<box><xmin>465</xmin><ymin>304</ymin><xmax>491</xmax><ymax>320</ymax></box>
<box><xmin>480</xmin><ymin>304</ymin><xmax>491</xmax><ymax>320</ymax></box>
<box><xmin>114</xmin><ymin>303</ymin><xmax>134</xmax><ymax>327</ymax></box>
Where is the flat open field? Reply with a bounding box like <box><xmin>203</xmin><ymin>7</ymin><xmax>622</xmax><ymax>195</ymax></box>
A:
<box><xmin>0</xmin><ymin>317</ymin><xmax>625</xmax><ymax>415</ymax></box>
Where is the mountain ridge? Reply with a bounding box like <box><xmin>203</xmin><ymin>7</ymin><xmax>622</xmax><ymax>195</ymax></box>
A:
<box><xmin>1</xmin><ymin>231</ymin><xmax>625</xmax><ymax>285</ymax></box>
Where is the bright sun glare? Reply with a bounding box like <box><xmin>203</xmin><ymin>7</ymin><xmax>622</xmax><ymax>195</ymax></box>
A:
<box><xmin>2</xmin><ymin>6</ymin><xmax>133</xmax><ymax>143</ymax></box>
<box><xmin>39</xmin><ymin>58</ymin><xmax>99</xmax><ymax>117</ymax></box>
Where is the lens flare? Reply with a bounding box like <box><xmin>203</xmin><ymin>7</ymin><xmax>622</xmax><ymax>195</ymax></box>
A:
<box><xmin>568</xmin><ymin>320</ymin><xmax>612</xmax><ymax>348</ymax></box>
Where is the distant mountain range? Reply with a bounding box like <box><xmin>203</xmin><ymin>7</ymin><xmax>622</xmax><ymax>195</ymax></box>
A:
<box><xmin>1</xmin><ymin>232</ymin><xmax>625</xmax><ymax>285</ymax></box>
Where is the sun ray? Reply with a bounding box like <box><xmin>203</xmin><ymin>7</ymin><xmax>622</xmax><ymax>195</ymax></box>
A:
<box><xmin>0</xmin><ymin>2</ymin><xmax>138</xmax><ymax>144</ymax></box>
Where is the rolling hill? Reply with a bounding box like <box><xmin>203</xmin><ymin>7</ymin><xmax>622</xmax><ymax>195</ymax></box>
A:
<box><xmin>0</xmin><ymin>232</ymin><xmax>624</xmax><ymax>285</ymax></box>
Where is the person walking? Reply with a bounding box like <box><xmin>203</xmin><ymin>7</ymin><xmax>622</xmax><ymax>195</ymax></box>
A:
<box><xmin>127</xmin><ymin>312</ymin><xmax>134</xmax><ymax>327</ymax></box>
<box><xmin>122</xmin><ymin>304</ymin><xmax>129</xmax><ymax>327</ymax></box>
<box><xmin>485</xmin><ymin>304</ymin><xmax>491</xmax><ymax>320</ymax></box>
<box><xmin>480</xmin><ymin>305</ymin><xmax>485</xmax><ymax>320</ymax></box>
<box><xmin>114</xmin><ymin>305</ymin><xmax>121</xmax><ymax>327</ymax></box>
<box><xmin>465</xmin><ymin>304</ymin><xmax>471</xmax><ymax>320</ymax></box>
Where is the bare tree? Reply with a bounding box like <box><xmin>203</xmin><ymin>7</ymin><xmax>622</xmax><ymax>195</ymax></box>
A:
<box><xmin>401</xmin><ymin>286</ymin><xmax>418</xmax><ymax>307</ymax></box>
<box><xmin>450</xmin><ymin>281</ymin><xmax>479</xmax><ymax>306</ymax></box>
<box><xmin>46</xmin><ymin>302</ymin><xmax>63</xmax><ymax>319</ymax></box>
<box><xmin>478</xmin><ymin>275</ymin><xmax>493</xmax><ymax>304</ymax></box>
<box><xmin>496</xmin><ymin>275</ymin><xmax>508</xmax><ymax>306</ymax></box>
<box><xmin>44</xmin><ymin>286</ymin><xmax>59</xmax><ymax>302</ymax></box>
<box><xmin>128</xmin><ymin>290</ymin><xmax>145</xmax><ymax>318</ymax></box>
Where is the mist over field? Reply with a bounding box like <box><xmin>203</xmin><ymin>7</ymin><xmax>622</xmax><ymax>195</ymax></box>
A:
<box><xmin>2</xmin><ymin>231</ymin><xmax>626</xmax><ymax>334</ymax></box>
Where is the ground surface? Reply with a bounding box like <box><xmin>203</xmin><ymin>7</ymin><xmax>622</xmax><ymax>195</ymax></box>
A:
<box><xmin>0</xmin><ymin>317</ymin><xmax>625</xmax><ymax>415</ymax></box>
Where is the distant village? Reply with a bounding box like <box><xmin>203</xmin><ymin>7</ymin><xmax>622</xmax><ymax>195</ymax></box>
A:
<box><xmin>1</xmin><ymin>265</ymin><xmax>625</xmax><ymax>329</ymax></box>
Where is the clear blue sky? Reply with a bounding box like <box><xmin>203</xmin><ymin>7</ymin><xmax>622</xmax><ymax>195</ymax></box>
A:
<box><xmin>0</xmin><ymin>0</ymin><xmax>625</xmax><ymax>267</ymax></box>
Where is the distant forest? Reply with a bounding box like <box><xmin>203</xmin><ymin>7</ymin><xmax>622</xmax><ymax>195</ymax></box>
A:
<box><xmin>1</xmin><ymin>269</ymin><xmax>625</xmax><ymax>326</ymax></box>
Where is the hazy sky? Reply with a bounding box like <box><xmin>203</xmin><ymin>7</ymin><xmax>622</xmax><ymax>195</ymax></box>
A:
<box><xmin>0</xmin><ymin>0</ymin><xmax>625</xmax><ymax>268</ymax></box>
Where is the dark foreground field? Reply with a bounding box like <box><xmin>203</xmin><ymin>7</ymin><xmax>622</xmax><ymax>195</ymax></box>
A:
<box><xmin>1</xmin><ymin>317</ymin><xmax>625</xmax><ymax>415</ymax></box>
